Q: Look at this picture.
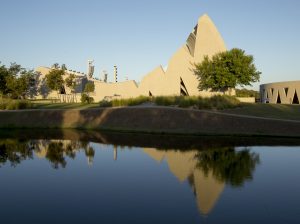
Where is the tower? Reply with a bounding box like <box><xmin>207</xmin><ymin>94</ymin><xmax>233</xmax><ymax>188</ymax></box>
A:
<box><xmin>114</xmin><ymin>65</ymin><xmax>118</xmax><ymax>83</ymax></box>
<box><xmin>101</xmin><ymin>70</ymin><xmax>108</xmax><ymax>83</ymax></box>
<box><xmin>87</xmin><ymin>60</ymin><xmax>95</xmax><ymax>78</ymax></box>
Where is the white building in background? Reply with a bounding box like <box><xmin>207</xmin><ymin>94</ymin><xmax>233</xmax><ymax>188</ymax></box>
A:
<box><xmin>34</xmin><ymin>14</ymin><xmax>231</xmax><ymax>102</ymax></box>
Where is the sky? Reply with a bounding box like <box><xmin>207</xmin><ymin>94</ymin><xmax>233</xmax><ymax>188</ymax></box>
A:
<box><xmin>0</xmin><ymin>0</ymin><xmax>300</xmax><ymax>90</ymax></box>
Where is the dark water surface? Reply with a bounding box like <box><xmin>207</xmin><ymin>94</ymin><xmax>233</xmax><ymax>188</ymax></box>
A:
<box><xmin>1</xmin><ymin>130</ymin><xmax>300</xmax><ymax>224</ymax></box>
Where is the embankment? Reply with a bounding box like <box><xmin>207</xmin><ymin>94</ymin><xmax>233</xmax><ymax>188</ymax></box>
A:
<box><xmin>0</xmin><ymin>107</ymin><xmax>300</xmax><ymax>137</ymax></box>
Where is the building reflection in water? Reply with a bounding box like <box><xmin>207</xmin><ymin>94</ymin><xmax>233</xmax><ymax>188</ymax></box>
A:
<box><xmin>114</xmin><ymin>145</ymin><xmax>118</xmax><ymax>161</ymax></box>
<box><xmin>143</xmin><ymin>147</ymin><xmax>259</xmax><ymax>215</ymax></box>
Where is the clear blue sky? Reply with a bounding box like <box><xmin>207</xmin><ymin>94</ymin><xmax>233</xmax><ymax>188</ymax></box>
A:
<box><xmin>1</xmin><ymin>0</ymin><xmax>300</xmax><ymax>90</ymax></box>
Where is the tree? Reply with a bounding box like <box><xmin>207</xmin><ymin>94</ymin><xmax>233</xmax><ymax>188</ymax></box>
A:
<box><xmin>45</xmin><ymin>69</ymin><xmax>65</xmax><ymax>96</ymax></box>
<box><xmin>65</xmin><ymin>74</ymin><xmax>77</xmax><ymax>93</ymax></box>
<box><xmin>84</xmin><ymin>82</ymin><xmax>95</xmax><ymax>96</ymax></box>
<box><xmin>0</xmin><ymin>62</ymin><xmax>36</xmax><ymax>99</ymax></box>
<box><xmin>0</xmin><ymin>63</ymin><xmax>10</xmax><ymax>96</ymax></box>
<box><xmin>6</xmin><ymin>70</ymin><xmax>36</xmax><ymax>99</ymax></box>
<box><xmin>194</xmin><ymin>48</ymin><xmax>261</xmax><ymax>94</ymax></box>
<box><xmin>81</xmin><ymin>82</ymin><xmax>95</xmax><ymax>103</ymax></box>
<box><xmin>0</xmin><ymin>62</ymin><xmax>22</xmax><ymax>96</ymax></box>
<box><xmin>65</xmin><ymin>74</ymin><xmax>78</xmax><ymax>102</ymax></box>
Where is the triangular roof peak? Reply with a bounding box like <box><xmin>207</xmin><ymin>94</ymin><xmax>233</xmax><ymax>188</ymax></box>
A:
<box><xmin>198</xmin><ymin>13</ymin><xmax>214</xmax><ymax>24</ymax></box>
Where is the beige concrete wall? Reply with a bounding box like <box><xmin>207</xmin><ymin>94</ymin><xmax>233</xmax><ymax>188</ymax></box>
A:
<box><xmin>237</xmin><ymin>97</ymin><xmax>256</xmax><ymax>103</ymax></box>
<box><xmin>92</xmin><ymin>79</ymin><xmax>139</xmax><ymax>102</ymax></box>
<box><xmin>260</xmin><ymin>81</ymin><xmax>300</xmax><ymax>104</ymax></box>
<box><xmin>35</xmin><ymin>67</ymin><xmax>85</xmax><ymax>101</ymax></box>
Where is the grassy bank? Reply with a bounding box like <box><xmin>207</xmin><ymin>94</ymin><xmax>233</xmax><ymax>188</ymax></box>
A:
<box><xmin>33</xmin><ymin>102</ymin><xmax>100</xmax><ymax>110</ymax></box>
<box><xmin>1</xmin><ymin>107</ymin><xmax>300</xmax><ymax>137</ymax></box>
<box><xmin>224</xmin><ymin>103</ymin><xmax>300</xmax><ymax>121</ymax></box>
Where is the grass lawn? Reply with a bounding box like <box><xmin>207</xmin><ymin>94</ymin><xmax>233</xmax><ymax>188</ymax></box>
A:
<box><xmin>33</xmin><ymin>103</ymin><xmax>100</xmax><ymax>110</ymax></box>
<box><xmin>224</xmin><ymin>103</ymin><xmax>300</xmax><ymax>121</ymax></box>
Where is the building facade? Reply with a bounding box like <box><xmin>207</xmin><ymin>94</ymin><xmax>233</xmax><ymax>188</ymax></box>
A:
<box><xmin>35</xmin><ymin>14</ymin><xmax>230</xmax><ymax>102</ymax></box>
<box><xmin>260</xmin><ymin>81</ymin><xmax>300</xmax><ymax>104</ymax></box>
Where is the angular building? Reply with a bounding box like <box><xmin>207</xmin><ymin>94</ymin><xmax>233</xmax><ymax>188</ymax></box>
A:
<box><xmin>34</xmin><ymin>14</ymin><xmax>228</xmax><ymax>101</ymax></box>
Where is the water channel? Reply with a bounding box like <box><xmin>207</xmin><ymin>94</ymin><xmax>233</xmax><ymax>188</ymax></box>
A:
<box><xmin>1</xmin><ymin>130</ymin><xmax>300</xmax><ymax>223</ymax></box>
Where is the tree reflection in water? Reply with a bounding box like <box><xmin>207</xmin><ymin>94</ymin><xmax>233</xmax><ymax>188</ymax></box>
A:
<box><xmin>195</xmin><ymin>147</ymin><xmax>260</xmax><ymax>187</ymax></box>
<box><xmin>0</xmin><ymin>140</ymin><xmax>34</xmax><ymax>167</ymax></box>
<box><xmin>0</xmin><ymin>139</ymin><xmax>95</xmax><ymax>169</ymax></box>
<box><xmin>1</xmin><ymin>139</ymin><xmax>260</xmax><ymax>187</ymax></box>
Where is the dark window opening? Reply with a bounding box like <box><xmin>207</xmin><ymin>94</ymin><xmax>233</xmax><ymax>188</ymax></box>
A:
<box><xmin>271</xmin><ymin>88</ymin><xmax>274</xmax><ymax>96</ymax></box>
<box><xmin>276</xmin><ymin>93</ymin><xmax>281</xmax><ymax>104</ymax></box>
<box><xmin>181</xmin><ymin>88</ymin><xmax>188</xmax><ymax>96</ymax></box>
<box><xmin>149</xmin><ymin>91</ymin><xmax>153</xmax><ymax>97</ymax></box>
<box><xmin>180</xmin><ymin>77</ymin><xmax>189</xmax><ymax>96</ymax></box>
<box><xmin>284</xmin><ymin>88</ymin><xmax>289</xmax><ymax>96</ymax></box>
<box><xmin>293</xmin><ymin>91</ymin><xmax>299</xmax><ymax>104</ymax></box>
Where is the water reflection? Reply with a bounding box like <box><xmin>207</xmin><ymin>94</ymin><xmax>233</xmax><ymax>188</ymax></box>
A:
<box><xmin>0</xmin><ymin>138</ymin><xmax>260</xmax><ymax>216</ymax></box>
<box><xmin>195</xmin><ymin>147</ymin><xmax>260</xmax><ymax>187</ymax></box>
<box><xmin>143</xmin><ymin>147</ymin><xmax>259</xmax><ymax>215</ymax></box>
<box><xmin>0</xmin><ymin>139</ymin><xmax>34</xmax><ymax>167</ymax></box>
<box><xmin>0</xmin><ymin>140</ymin><xmax>95</xmax><ymax>168</ymax></box>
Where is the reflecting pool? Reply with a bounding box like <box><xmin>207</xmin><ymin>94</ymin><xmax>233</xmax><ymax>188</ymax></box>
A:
<box><xmin>1</xmin><ymin>131</ymin><xmax>300</xmax><ymax>223</ymax></box>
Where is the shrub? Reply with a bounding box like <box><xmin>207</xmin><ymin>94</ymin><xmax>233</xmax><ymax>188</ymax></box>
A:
<box><xmin>81</xmin><ymin>93</ymin><xmax>94</xmax><ymax>104</ymax></box>
<box><xmin>154</xmin><ymin>96</ymin><xmax>180</xmax><ymax>106</ymax></box>
<box><xmin>0</xmin><ymin>99</ymin><xmax>33</xmax><ymax>110</ymax></box>
<box><xmin>111</xmin><ymin>96</ymin><xmax>151</xmax><ymax>107</ymax></box>
<box><xmin>206</xmin><ymin>95</ymin><xmax>241</xmax><ymax>110</ymax></box>
<box><xmin>99</xmin><ymin>100</ymin><xmax>112</xmax><ymax>107</ymax></box>
<box><xmin>236</xmin><ymin>88</ymin><xmax>260</xmax><ymax>98</ymax></box>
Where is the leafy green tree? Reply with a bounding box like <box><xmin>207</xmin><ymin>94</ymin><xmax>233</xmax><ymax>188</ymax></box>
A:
<box><xmin>0</xmin><ymin>62</ymin><xmax>36</xmax><ymax>99</ymax></box>
<box><xmin>84</xmin><ymin>82</ymin><xmax>95</xmax><ymax>95</ymax></box>
<box><xmin>45</xmin><ymin>69</ymin><xmax>65</xmax><ymax>96</ymax></box>
<box><xmin>65</xmin><ymin>74</ymin><xmax>77</xmax><ymax>93</ymax></box>
<box><xmin>194</xmin><ymin>48</ymin><xmax>261</xmax><ymax>94</ymax></box>
<box><xmin>0</xmin><ymin>62</ymin><xmax>21</xmax><ymax>96</ymax></box>
<box><xmin>81</xmin><ymin>82</ymin><xmax>95</xmax><ymax>103</ymax></box>
<box><xmin>0</xmin><ymin>63</ymin><xmax>9</xmax><ymax>96</ymax></box>
<box><xmin>65</xmin><ymin>74</ymin><xmax>78</xmax><ymax>102</ymax></box>
<box><xmin>6</xmin><ymin>70</ymin><xmax>36</xmax><ymax>99</ymax></box>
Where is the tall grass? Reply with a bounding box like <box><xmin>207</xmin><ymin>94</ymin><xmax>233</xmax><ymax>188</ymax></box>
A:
<box><xmin>100</xmin><ymin>96</ymin><xmax>151</xmax><ymax>107</ymax></box>
<box><xmin>0</xmin><ymin>99</ymin><xmax>33</xmax><ymax>110</ymax></box>
<box><xmin>99</xmin><ymin>95</ymin><xmax>241</xmax><ymax>110</ymax></box>
<box><xmin>155</xmin><ymin>95</ymin><xmax>241</xmax><ymax>109</ymax></box>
